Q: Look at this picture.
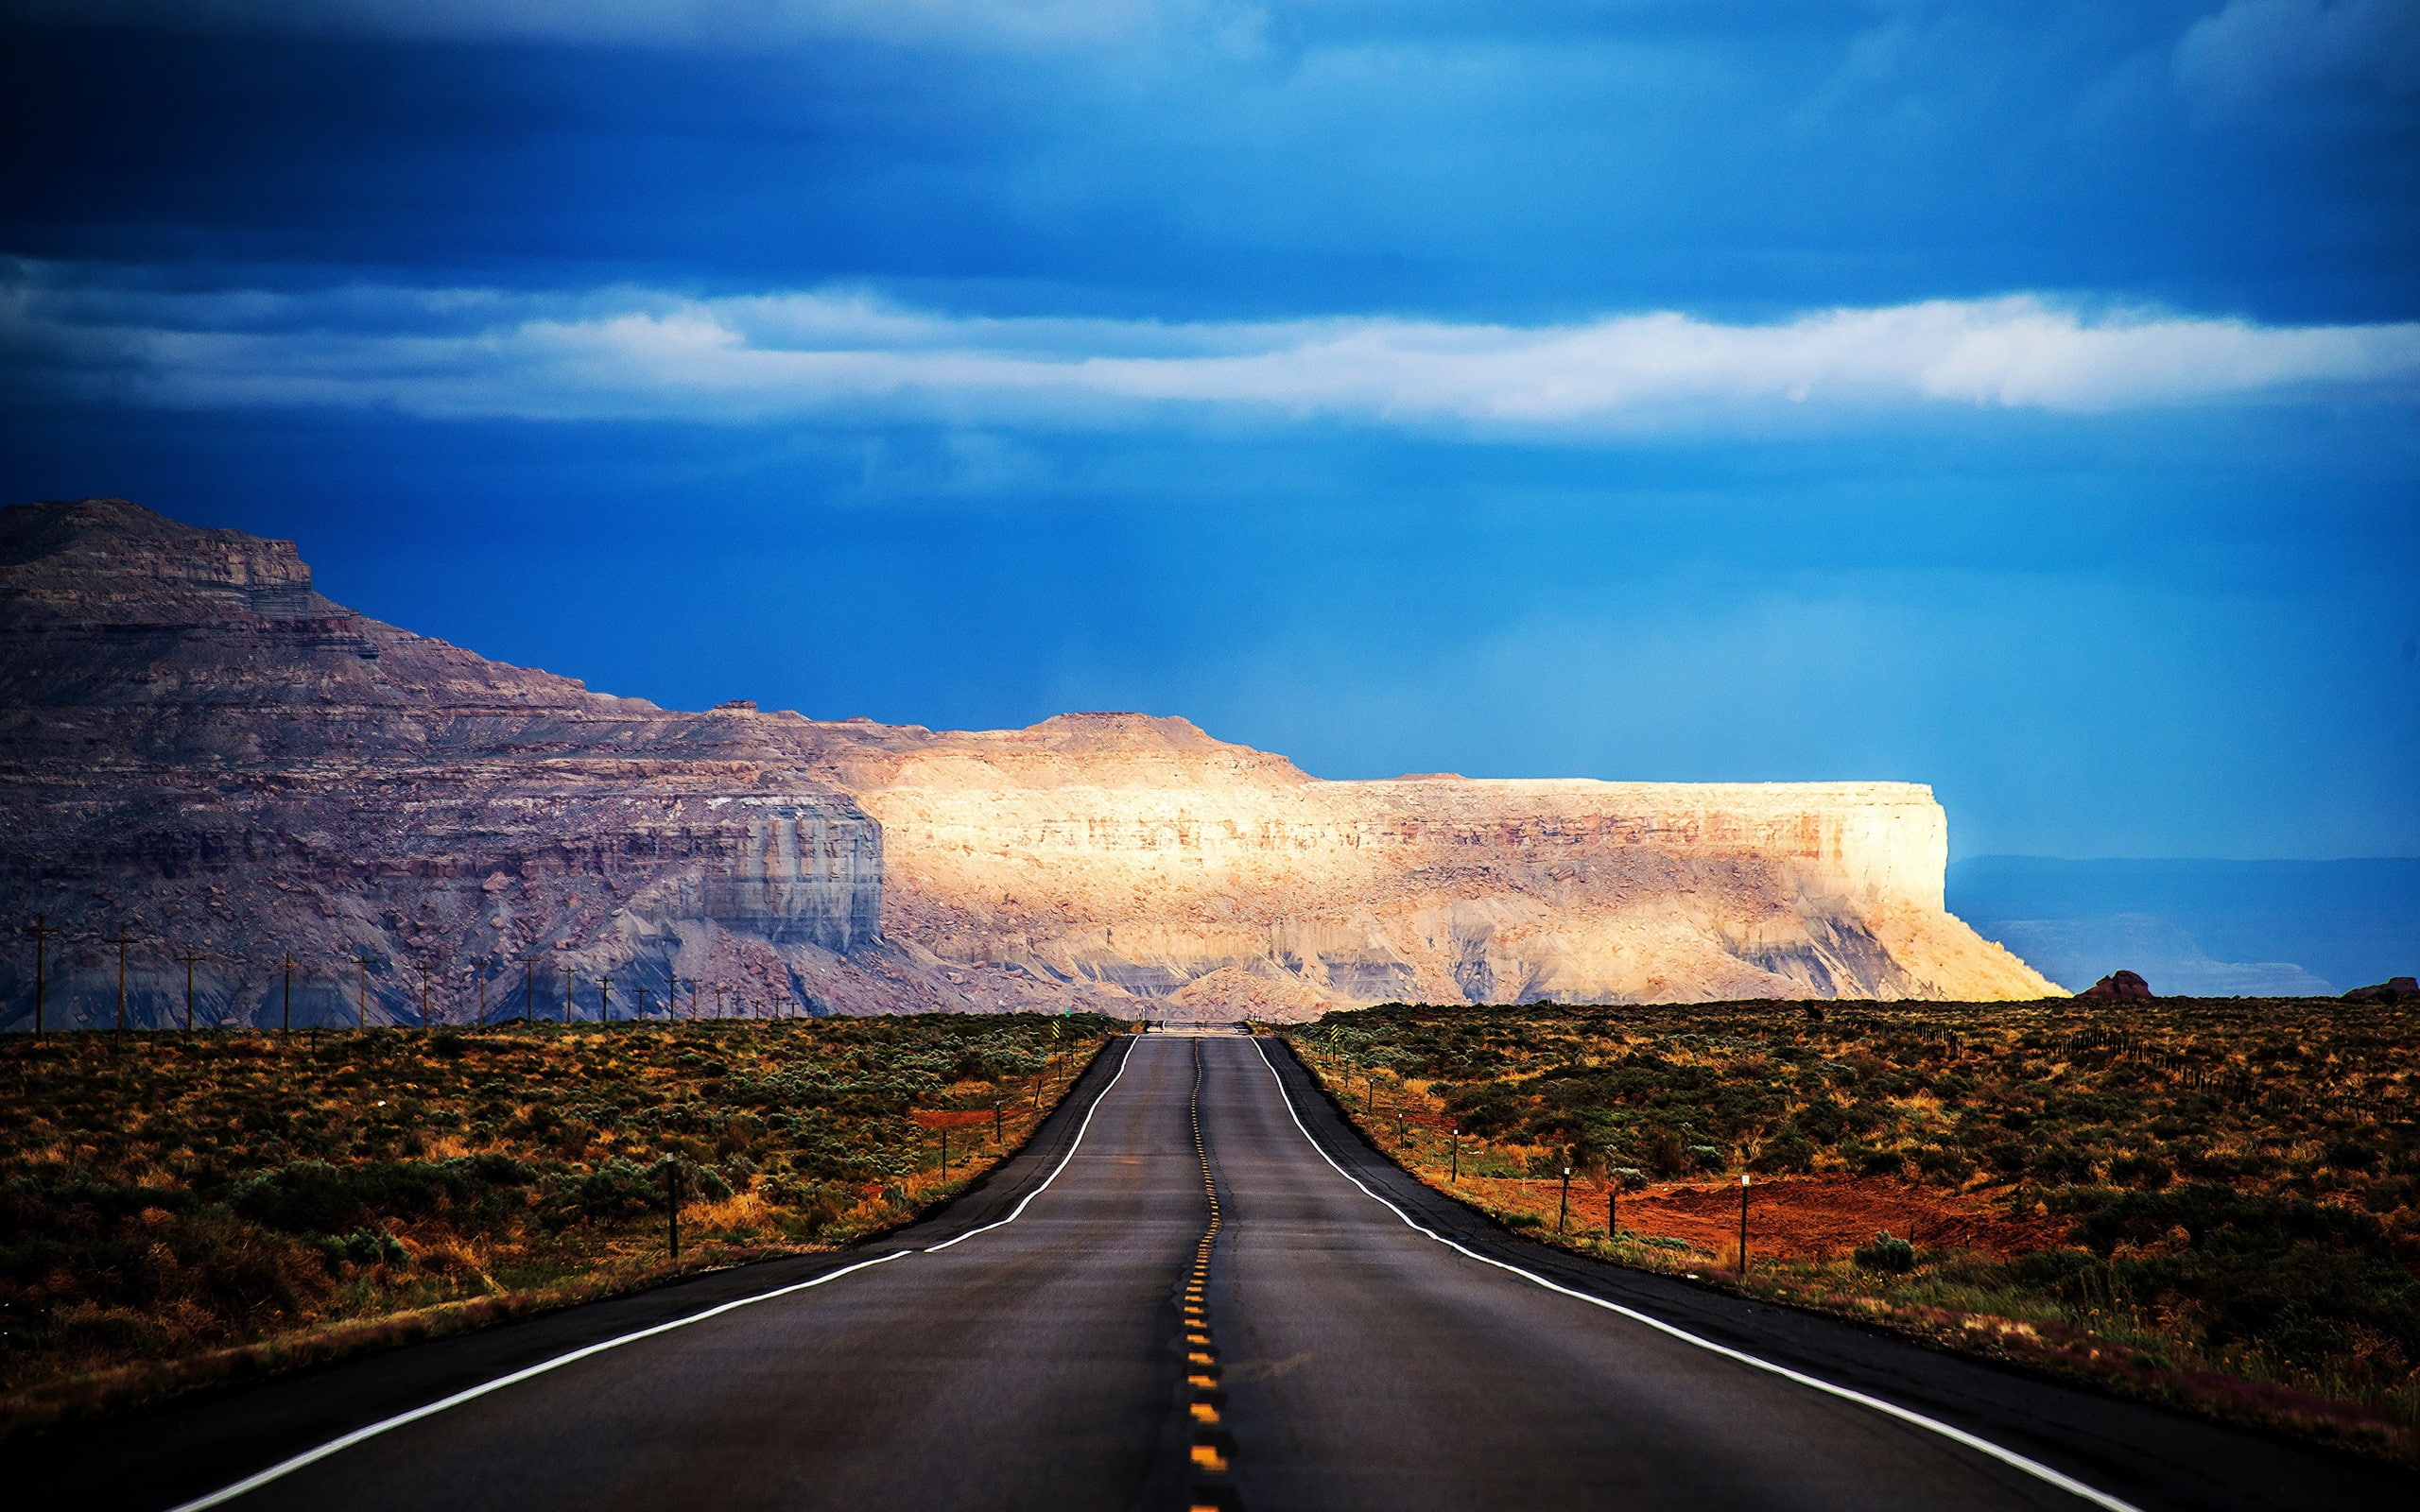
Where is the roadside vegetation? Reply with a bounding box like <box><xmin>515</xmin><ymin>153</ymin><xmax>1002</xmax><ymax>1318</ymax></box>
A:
<box><xmin>0</xmin><ymin>1013</ymin><xmax>1118</xmax><ymax>1435</ymax></box>
<box><xmin>1284</xmin><ymin>999</ymin><xmax>2420</xmax><ymax>1465</ymax></box>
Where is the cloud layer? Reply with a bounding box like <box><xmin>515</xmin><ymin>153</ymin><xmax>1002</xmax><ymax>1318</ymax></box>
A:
<box><xmin>10</xmin><ymin>273</ymin><xmax>2416</xmax><ymax>433</ymax></box>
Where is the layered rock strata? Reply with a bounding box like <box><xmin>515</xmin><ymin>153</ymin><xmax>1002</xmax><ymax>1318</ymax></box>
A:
<box><xmin>0</xmin><ymin>500</ymin><xmax>2053</xmax><ymax>1027</ymax></box>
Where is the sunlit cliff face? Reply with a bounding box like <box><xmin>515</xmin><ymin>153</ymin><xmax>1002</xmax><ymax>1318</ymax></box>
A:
<box><xmin>0</xmin><ymin>502</ymin><xmax>2053</xmax><ymax>1028</ymax></box>
<box><xmin>832</xmin><ymin>713</ymin><xmax>2053</xmax><ymax>1021</ymax></box>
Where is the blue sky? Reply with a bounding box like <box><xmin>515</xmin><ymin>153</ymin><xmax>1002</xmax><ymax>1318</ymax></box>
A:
<box><xmin>3</xmin><ymin>0</ymin><xmax>2415</xmax><ymax>861</ymax></box>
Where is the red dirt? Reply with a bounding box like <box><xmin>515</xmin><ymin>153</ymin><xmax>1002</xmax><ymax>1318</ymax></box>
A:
<box><xmin>909</xmin><ymin>1108</ymin><xmax>1008</xmax><ymax>1130</ymax></box>
<box><xmin>1452</xmin><ymin>1173</ymin><xmax>2070</xmax><ymax>1263</ymax></box>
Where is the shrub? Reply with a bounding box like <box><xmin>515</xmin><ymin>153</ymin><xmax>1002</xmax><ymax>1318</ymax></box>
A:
<box><xmin>1854</xmin><ymin>1231</ymin><xmax>1917</xmax><ymax>1273</ymax></box>
<box><xmin>319</xmin><ymin>1228</ymin><xmax>410</xmax><ymax>1269</ymax></box>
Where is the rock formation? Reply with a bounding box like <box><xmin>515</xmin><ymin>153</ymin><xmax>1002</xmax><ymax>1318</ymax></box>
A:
<box><xmin>2342</xmin><ymin>976</ymin><xmax>2420</xmax><ymax>1004</ymax></box>
<box><xmin>2076</xmin><ymin>970</ymin><xmax>2155</xmax><ymax>1001</ymax></box>
<box><xmin>0</xmin><ymin>500</ymin><xmax>2056</xmax><ymax>1028</ymax></box>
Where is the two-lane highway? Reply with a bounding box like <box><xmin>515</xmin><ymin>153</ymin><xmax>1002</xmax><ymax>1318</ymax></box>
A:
<box><xmin>11</xmin><ymin>1034</ymin><xmax>2416</xmax><ymax>1512</ymax></box>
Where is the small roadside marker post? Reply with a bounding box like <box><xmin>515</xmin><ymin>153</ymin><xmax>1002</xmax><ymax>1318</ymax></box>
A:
<box><xmin>666</xmin><ymin>1163</ymin><xmax>682</xmax><ymax>1263</ymax></box>
<box><xmin>1609</xmin><ymin>1174</ymin><xmax>1619</xmax><ymax>1239</ymax></box>
<box><xmin>941</xmin><ymin>1123</ymin><xmax>950</xmax><ymax>1176</ymax></box>
<box><xmin>1558</xmin><ymin>1163</ymin><xmax>1571</xmax><ymax>1233</ymax></box>
<box><xmin>1737</xmin><ymin>1173</ymin><xmax>1751</xmax><ymax>1276</ymax></box>
<box><xmin>994</xmin><ymin>1097</ymin><xmax>1003</xmax><ymax>1143</ymax></box>
<box><xmin>1449</xmin><ymin>1126</ymin><xmax>1461</xmax><ymax>1183</ymax></box>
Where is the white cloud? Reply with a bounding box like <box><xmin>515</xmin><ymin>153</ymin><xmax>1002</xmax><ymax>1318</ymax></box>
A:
<box><xmin>8</xmin><ymin>269</ymin><xmax>2416</xmax><ymax>433</ymax></box>
<box><xmin>2175</xmin><ymin>0</ymin><xmax>2420</xmax><ymax>114</ymax></box>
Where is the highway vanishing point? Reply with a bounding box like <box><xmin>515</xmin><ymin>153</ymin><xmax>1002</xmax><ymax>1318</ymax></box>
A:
<box><xmin>10</xmin><ymin>1033</ymin><xmax>2416</xmax><ymax>1512</ymax></box>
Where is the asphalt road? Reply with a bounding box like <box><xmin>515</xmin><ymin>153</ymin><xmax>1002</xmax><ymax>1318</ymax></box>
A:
<box><xmin>9</xmin><ymin>1033</ymin><xmax>2414</xmax><ymax>1512</ymax></box>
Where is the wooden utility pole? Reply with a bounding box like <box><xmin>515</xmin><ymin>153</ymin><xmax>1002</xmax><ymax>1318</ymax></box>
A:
<box><xmin>174</xmin><ymin>948</ymin><xmax>205</xmax><ymax>1032</ymax></box>
<box><xmin>24</xmin><ymin>917</ymin><xmax>58</xmax><ymax>1040</ymax></box>
<box><xmin>522</xmin><ymin>955</ymin><xmax>541</xmax><ymax>1025</ymax></box>
<box><xmin>281</xmin><ymin>949</ymin><xmax>295</xmax><ymax>1035</ymax></box>
<box><xmin>636</xmin><ymin>985</ymin><xmax>649</xmax><ymax>1020</ymax></box>
<box><xmin>107</xmin><ymin>928</ymin><xmax>137</xmax><ymax>1047</ymax></box>
<box><xmin>563</xmin><ymin>971</ymin><xmax>574</xmax><ymax>1023</ymax></box>
<box><xmin>475</xmin><ymin>964</ymin><xmax>487</xmax><ymax>1025</ymax></box>
<box><xmin>416</xmin><ymin>964</ymin><xmax>433</xmax><ymax>1031</ymax></box>
<box><xmin>599</xmin><ymin>973</ymin><xmax>612</xmax><ymax>1024</ymax></box>
<box><xmin>354</xmin><ymin>954</ymin><xmax>372</xmax><ymax>1029</ymax></box>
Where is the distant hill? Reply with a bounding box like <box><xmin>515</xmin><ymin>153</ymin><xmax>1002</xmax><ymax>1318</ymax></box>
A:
<box><xmin>1947</xmin><ymin>856</ymin><xmax>2420</xmax><ymax>996</ymax></box>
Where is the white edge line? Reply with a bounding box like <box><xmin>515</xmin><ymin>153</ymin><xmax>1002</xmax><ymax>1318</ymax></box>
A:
<box><xmin>924</xmin><ymin>1037</ymin><xmax>1135</xmax><ymax>1251</ymax></box>
<box><xmin>168</xmin><ymin>1036</ymin><xmax>1142</xmax><ymax>1512</ymax></box>
<box><xmin>1248</xmin><ymin>1038</ymin><xmax>2145</xmax><ymax>1512</ymax></box>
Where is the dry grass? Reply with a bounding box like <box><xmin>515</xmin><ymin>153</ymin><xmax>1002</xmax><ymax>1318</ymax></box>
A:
<box><xmin>1287</xmin><ymin>998</ymin><xmax>2420</xmax><ymax>1466</ymax></box>
<box><xmin>0</xmin><ymin>1013</ymin><xmax>1119</xmax><ymax>1435</ymax></box>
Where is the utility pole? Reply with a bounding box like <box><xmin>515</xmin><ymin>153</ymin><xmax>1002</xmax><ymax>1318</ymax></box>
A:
<box><xmin>416</xmin><ymin>964</ymin><xmax>432</xmax><ymax>1031</ymax></box>
<box><xmin>281</xmin><ymin>949</ymin><xmax>295</xmax><ymax>1035</ymax></box>
<box><xmin>25</xmin><ymin>917</ymin><xmax>58</xmax><ymax>1040</ymax></box>
<box><xmin>599</xmin><ymin>973</ymin><xmax>612</xmax><ymax>1025</ymax></box>
<box><xmin>354</xmin><ymin>954</ymin><xmax>372</xmax><ymax>1030</ymax></box>
<box><xmin>563</xmin><ymin>970</ymin><xmax>574</xmax><ymax>1024</ymax></box>
<box><xmin>174</xmin><ymin>947</ymin><xmax>205</xmax><ymax>1032</ymax></box>
<box><xmin>636</xmin><ymin>985</ymin><xmax>649</xmax><ymax>1020</ymax></box>
<box><xmin>522</xmin><ymin>955</ymin><xmax>540</xmax><ymax>1025</ymax></box>
<box><xmin>475</xmin><ymin>963</ymin><xmax>487</xmax><ymax>1025</ymax></box>
<box><xmin>107</xmin><ymin>928</ymin><xmax>137</xmax><ymax>1047</ymax></box>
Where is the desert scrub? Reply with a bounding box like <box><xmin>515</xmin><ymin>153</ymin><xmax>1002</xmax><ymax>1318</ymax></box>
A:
<box><xmin>1286</xmin><ymin>1000</ymin><xmax>2420</xmax><ymax>1462</ymax></box>
<box><xmin>0</xmin><ymin>1012</ymin><xmax>1117</xmax><ymax>1427</ymax></box>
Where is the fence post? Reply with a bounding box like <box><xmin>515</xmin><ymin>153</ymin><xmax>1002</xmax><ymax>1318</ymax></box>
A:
<box><xmin>1737</xmin><ymin>1173</ymin><xmax>1752</xmax><ymax>1276</ymax></box>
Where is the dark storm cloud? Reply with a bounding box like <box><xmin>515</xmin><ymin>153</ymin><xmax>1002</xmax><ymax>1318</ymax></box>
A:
<box><xmin>2</xmin><ymin>0</ymin><xmax>2414</xmax><ymax>858</ymax></box>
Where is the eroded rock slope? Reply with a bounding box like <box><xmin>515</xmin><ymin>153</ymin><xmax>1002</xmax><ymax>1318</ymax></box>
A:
<box><xmin>0</xmin><ymin>500</ymin><xmax>2052</xmax><ymax>1026</ymax></box>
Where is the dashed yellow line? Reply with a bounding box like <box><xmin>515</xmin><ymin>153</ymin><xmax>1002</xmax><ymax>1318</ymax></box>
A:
<box><xmin>1184</xmin><ymin>1040</ymin><xmax>1238</xmax><ymax>1512</ymax></box>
